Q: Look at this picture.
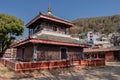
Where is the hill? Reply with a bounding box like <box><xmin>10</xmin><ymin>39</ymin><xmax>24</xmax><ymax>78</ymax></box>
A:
<box><xmin>70</xmin><ymin>15</ymin><xmax>120</xmax><ymax>37</ymax></box>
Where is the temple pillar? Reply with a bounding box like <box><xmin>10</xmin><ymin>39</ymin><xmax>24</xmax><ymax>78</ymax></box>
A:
<box><xmin>97</xmin><ymin>53</ymin><xmax>99</xmax><ymax>59</ymax></box>
<box><xmin>90</xmin><ymin>53</ymin><xmax>92</xmax><ymax>59</ymax></box>
<box><xmin>28</xmin><ymin>28</ymin><xmax>30</xmax><ymax>38</ymax></box>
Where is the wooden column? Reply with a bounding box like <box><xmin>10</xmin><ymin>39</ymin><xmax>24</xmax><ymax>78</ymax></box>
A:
<box><xmin>90</xmin><ymin>53</ymin><xmax>92</xmax><ymax>59</ymax></box>
<box><xmin>97</xmin><ymin>53</ymin><xmax>99</xmax><ymax>59</ymax></box>
<box><xmin>28</xmin><ymin>28</ymin><xmax>30</xmax><ymax>38</ymax></box>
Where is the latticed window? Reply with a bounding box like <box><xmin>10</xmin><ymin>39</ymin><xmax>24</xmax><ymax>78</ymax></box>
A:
<box><xmin>40</xmin><ymin>51</ymin><xmax>46</xmax><ymax>60</ymax></box>
<box><xmin>91</xmin><ymin>54</ymin><xmax>97</xmax><ymax>58</ymax></box>
<box><xmin>53</xmin><ymin>26</ymin><xmax>57</xmax><ymax>31</ymax></box>
<box><xmin>99</xmin><ymin>53</ymin><xmax>105</xmax><ymax>58</ymax></box>
<box><xmin>34</xmin><ymin>25</ymin><xmax>42</xmax><ymax>33</ymax></box>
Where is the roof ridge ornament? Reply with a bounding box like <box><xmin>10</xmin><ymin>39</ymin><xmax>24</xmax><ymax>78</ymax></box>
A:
<box><xmin>47</xmin><ymin>6</ymin><xmax>52</xmax><ymax>15</ymax></box>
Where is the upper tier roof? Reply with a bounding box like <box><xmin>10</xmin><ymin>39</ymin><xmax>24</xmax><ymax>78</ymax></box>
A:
<box><xmin>26</xmin><ymin>13</ymin><xmax>74</xmax><ymax>28</ymax></box>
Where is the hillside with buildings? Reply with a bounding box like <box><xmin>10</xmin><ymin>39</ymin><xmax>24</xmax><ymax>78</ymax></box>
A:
<box><xmin>69</xmin><ymin>14</ymin><xmax>120</xmax><ymax>47</ymax></box>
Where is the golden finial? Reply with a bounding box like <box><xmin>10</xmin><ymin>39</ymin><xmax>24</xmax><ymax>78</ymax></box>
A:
<box><xmin>47</xmin><ymin>6</ymin><xmax>52</xmax><ymax>15</ymax></box>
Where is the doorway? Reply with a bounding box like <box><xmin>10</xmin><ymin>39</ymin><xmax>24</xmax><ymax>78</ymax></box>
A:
<box><xmin>114</xmin><ymin>51</ymin><xmax>120</xmax><ymax>61</ymax></box>
<box><xmin>61</xmin><ymin>48</ymin><xmax>67</xmax><ymax>60</ymax></box>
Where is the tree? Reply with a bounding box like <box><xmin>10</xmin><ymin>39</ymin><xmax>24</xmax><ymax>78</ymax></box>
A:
<box><xmin>0</xmin><ymin>14</ymin><xmax>24</xmax><ymax>57</ymax></box>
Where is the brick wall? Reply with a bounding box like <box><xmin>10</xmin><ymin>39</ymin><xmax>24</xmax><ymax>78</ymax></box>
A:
<box><xmin>16</xmin><ymin>45</ymin><xmax>33</xmax><ymax>61</ymax></box>
<box><xmin>105</xmin><ymin>51</ymin><xmax>114</xmax><ymax>62</ymax></box>
<box><xmin>37</xmin><ymin>44</ymin><xmax>83</xmax><ymax>61</ymax></box>
<box><xmin>16</xmin><ymin>48</ymin><xmax>22</xmax><ymax>60</ymax></box>
<box><xmin>16</xmin><ymin>43</ymin><xmax>83</xmax><ymax>62</ymax></box>
<box><xmin>24</xmin><ymin>45</ymin><xmax>33</xmax><ymax>61</ymax></box>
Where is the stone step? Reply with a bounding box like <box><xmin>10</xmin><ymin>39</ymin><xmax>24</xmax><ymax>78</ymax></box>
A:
<box><xmin>105</xmin><ymin>62</ymin><xmax>120</xmax><ymax>66</ymax></box>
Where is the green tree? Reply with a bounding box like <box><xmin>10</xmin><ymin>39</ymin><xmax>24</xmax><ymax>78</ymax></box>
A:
<box><xmin>0</xmin><ymin>14</ymin><xmax>24</xmax><ymax>57</ymax></box>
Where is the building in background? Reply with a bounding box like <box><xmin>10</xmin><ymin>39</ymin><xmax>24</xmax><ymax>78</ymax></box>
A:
<box><xmin>109</xmin><ymin>33</ymin><xmax>120</xmax><ymax>46</ymax></box>
<box><xmin>87</xmin><ymin>31</ymin><xmax>111</xmax><ymax>48</ymax></box>
<box><xmin>4</xmin><ymin>48</ymin><xmax>16</xmax><ymax>58</ymax></box>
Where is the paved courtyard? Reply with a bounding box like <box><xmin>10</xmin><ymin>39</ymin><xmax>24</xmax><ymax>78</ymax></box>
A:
<box><xmin>0</xmin><ymin>64</ymin><xmax>120</xmax><ymax>80</ymax></box>
<box><xmin>19</xmin><ymin>66</ymin><xmax>120</xmax><ymax>80</ymax></box>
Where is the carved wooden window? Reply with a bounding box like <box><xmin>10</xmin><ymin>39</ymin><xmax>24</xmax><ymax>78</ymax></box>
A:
<box><xmin>53</xmin><ymin>25</ymin><xmax>57</xmax><ymax>31</ymax></box>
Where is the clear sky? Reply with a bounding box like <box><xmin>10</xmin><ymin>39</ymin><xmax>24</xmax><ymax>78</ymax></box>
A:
<box><xmin>0</xmin><ymin>0</ymin><xmax>120</xmax><ymax>39</ymax></box>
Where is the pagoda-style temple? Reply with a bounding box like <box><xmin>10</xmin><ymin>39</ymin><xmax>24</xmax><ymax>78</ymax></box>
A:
<box><xmin>13</xmin><ymin>7</ymin><xmax>89</xmax><ymax>62</ymax></box>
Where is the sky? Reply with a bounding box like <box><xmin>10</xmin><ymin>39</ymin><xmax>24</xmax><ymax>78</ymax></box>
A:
<box><xmin>0</xmin><ymin>0</ymin><xmax>120</xmax><ymax>39</ymax></box>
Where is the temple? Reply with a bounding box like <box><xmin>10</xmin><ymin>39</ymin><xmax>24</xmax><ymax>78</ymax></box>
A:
<box><xmin>13</xmin><ymin>7</ymin><xmax>89</xmax><ymax>62</ymax></box>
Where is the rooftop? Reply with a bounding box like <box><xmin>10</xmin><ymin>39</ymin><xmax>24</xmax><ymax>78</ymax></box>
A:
<box><xmin>26</xmin><ymin>12</ymin><xmax>74</xmax><ymax>28</ymax></box>
<box><xmin>12</xmin><ymin>34</ymin><xmax>90</xmax><ymax>48</ymax></box>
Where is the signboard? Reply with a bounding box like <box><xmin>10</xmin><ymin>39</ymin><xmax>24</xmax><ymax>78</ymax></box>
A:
<box><xmin>33</xmin><ymin>45</ymin><xmax>37</xmax><ymax>61</ymax></box>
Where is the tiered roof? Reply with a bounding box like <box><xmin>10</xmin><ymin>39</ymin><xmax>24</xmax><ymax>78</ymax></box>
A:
<box><xmin>13</xmin><ymin>7</ymin><xmax>89</xmax><ymax>48</ymax></box>
<box><xmin>26</xmin><ymin>12</ymin><xmax>74</xmax><ymax>28</ymax></box>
